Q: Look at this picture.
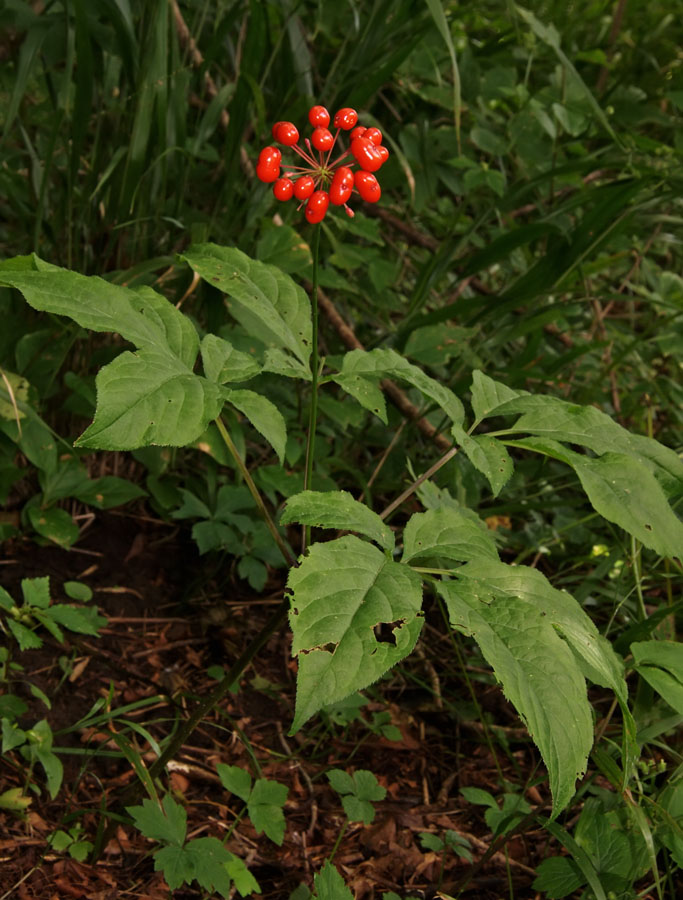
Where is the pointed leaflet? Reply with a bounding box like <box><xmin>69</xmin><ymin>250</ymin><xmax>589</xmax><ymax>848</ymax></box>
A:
<box><xmin>470</xmin><ymin>370</ymin><xmax>526</xmax><ymax>424</ymax></box>
<box><xmin>180</xmin><ymin>244</ymin><xmax>312</xmax><ymax>366</ymax></box>
<box><xmin>0</xmin><ymin>258</ymin><xmax>199</xmax><ymax>365</ymax></box>
<box><xmin>200</xmin><ymin>334</ymin><xmax>262</xmax><ymax>383</ymax></box>
<box><xmin>332</xmin><ymin>348</ymin><xmax>464</xmax><ymax>426</ymax></box>
<box><xmin>402</xmin><ymin>506</ymin><xmax>498</xmax><ymax>564</ymax></box>
<box><xmin>452</xmin><ymin>424</ymin><xmax>514</xmax><ymax>497</ymax></box>
<box><xmin>76</xmin><ymin>349</ymin><xmax>223</xmax><ymax>449</ymax></box>
<box><xmin>509</xmin><ymin>438</ymin><xmax>683</xmax><ymax>560</ymax></box>
<box><xmin>288</xmin><ymin>536</ymin><xmax>423</xmax><ymax>732</ymax></box>
<box><xmin>281</xmin><ymin>490</ymin><xmax>395</xmax><ymax>552</ymax></box>
<box><xmin>440</xmin><ymin>581</ymin><xmax>593</xmax><ymax>815</ymax></box>
<box><xmin>223</xmin><ymin>388</ymin><xmax>287</xmax><ymax>464</ymax></box>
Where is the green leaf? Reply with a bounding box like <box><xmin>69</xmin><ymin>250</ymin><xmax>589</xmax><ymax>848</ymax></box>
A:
<box><xmin>288</xmin><ymin>536</ymin><xmax>424</xmax><ymax>732</ymax></box>
<box><xmin>46</xmin><ymin>604</ymin><xmax>107</xmax><ymax>636</ymax></box>
<box><xmin>632</xmin><ymin>640</ymin><xmax>683</xmax><ymax>714</ymax></box>
<box><xmin>401</xmin><ymin>506</ymin><xmax>498</xmax><ymax>565</ymax></box>
<box><xmin>216</xmin><ymin>764</ymin><xmax>252</xmax><ymax>802</ymax></box>
<box><xmin>0</xmin><ymin>586</ymin><xmax>15</xmax><ymax>611</ymax></box>
<box><xmin>281</xmin><ymin>490</ymin><xmax>395</xmax><ymax>552</ymax></box>
<box><xmin>200</xmin><ymin>334</ymin><xmax>262</xmax><ymax>384</ymax></box>
<box><xmin>0</xmin><ymin>369</ymin><xmax>29</xmax><ymax>421</ymax></box>
<box><xmin>0</xmin><ymin>787</ymin><xmax>32</xmax><ymax>813</ymax></box>
<box><xmin>21</xmin><ymin>577</ymin><xmax>50</xmax><ymax>609</ymax></box>
<box><xmin>328</xmin><ymin>769</ymin><xmax>386</xmax><ymax>824</ymax></box>
<box><xmin>74</xmin><ymin>476</ymin><xmax>147</xmax><ymax>510</ymax></box>
<box><xmin>533</xmin><ymin>856</ymin><xmax>585</xmax><ymax>898</ymax></box>
<box><xmin>184</xmin><ymin>837</ymin><xmax>234</xmax><ymax>898</ymax></box>
<box><xmin>75</xmin><ymin>350</ymin><xmax>224</xmax><ymax>450</ymax></box>
<box><xmin>248</xmin><ymin>779</ymin><xmax>288</xmax><ymax>845</ymax></box>
<box><xmin>2</xmin><ymin>719</ymin><xmax>27</xmax><ymax>753</ymax></box>
<box><xmin>0</xmin><ymin>262</ymin><xmax>198</xmax><ymax>364</ymax></box>
<box><xmin>470</xmin><ymin>370</ymin><xmax>525</xmax><ymax>424</ymax></box>
<box><xmin>7</xmin><ymin>620</ymin><xmax>42</xmax><ymax>651</ymax></box>
<box><xmin>659</xmin><ymin>780</ymin><xmax>683</xmax><ymax>868</ymax></box>
<box><xmin>27</xmin><ymin>507</ymin><xmax>79</xmax><ymax>548</ymax></box>
<box><xmin>571</xmin><ymin>452</ymin><xmax>683</xmax><ymax>559</ymax></box>
<box><xmin>223</xmin><ymin>388</ymin><xmax>287</xmax><ymax>465</ymax></box>
<box><xmin>332</xmin><ymin>371</ymin><xmax>387</xmax><ymax>422</ymax></box>
<box><xmin>452</xmin><ymin>426</ymin><xmax>514</xmax><ymax>497</ymax></box>
<box><xmin>333</xmin><ymin>349</ymin><xmax>464</xmax><ymax>427</ymax></box>
<box><xmin>180</xmin><ymin>244</ymin><xmax>311</xmax><ymax>366</ymax></box>
<box><xmin>34</xmin><ymin>747</ymin><xmax>63</xmax><ymax>800</ymax></box>
<box><xmin>326</xmin><ymin>769</ymin><xmax>355</xmax><ymax>796</ymax></box>
<box><xmin>154</xmin><ymin>844</ymin><xmax>195</xmax><ymax>890</ymax></box>
<box><xmin>440</xmin><ymin>581</ymin><xmax>592</xmax><ymax>816</ymax></box>
<box><xmin>127</xmin><ymin>795</ymin><xmax>187</xmax><ymax>846</ymax></box>
<box><xmin>313</xmin><ymin>861</ymin><xmax>353</xmax><ymax>900</ymax></box>
<box><xmin>63</xmin><ymin>582</ymin><xmax>93</xmax><ymax>602</ymax></box>
<box><xmin>225</xmin><ymin>852</ymin><xmax>262</xmax><ymax>896</ymax></box>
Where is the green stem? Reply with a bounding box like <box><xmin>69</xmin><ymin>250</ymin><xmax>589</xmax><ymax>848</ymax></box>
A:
<box><xmin>328</xmin><ymin>819</ymin><xmax>348</xmax><ymax>864</ymax></box>
<box><xmin>215</xmin><ymin>415</ymin><xmax>295</xmax><ymax>568</ymax></box>
<box><xmin>303</xmin><ymin>223</ymin><xmax>321</xmax><ymax>551</ymax></box>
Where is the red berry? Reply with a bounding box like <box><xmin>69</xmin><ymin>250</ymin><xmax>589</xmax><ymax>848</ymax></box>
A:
<box><xmin>293</xmin><ymin>175</ymin><xmax>315</xmax><ymax>200</ymax></box>
<box><xmin>376</xmin><ymin>145</ymin><xmax>389</xmax><ymax>165</ymax></box>
<box><xmin>350</xmin><ymin>136</ymin><xmax>383</xmax><ymax>172</ymax></box>
<box><xmin>271</xmin><ymin>121</ymin><xmax>285</xmax><ymax>139</ymax></box>
<box><xmin>305</xmin><ymin>190</ymin><xmax>329</xmax><ymax>223</ymax></box>
<box><xmin>308</xmin><ymin>105</ymin><xmax>330</xmax><ymax>128</ymax></box>
<box><xmin>333</xmin><ymin>107</ymin><xmax>358</xmax><ymax>130</ymax></box>
<box><xmin>354</xmin><ymin>170</ymin><xmax>381</xmax><ymax>203</ymax></box>
<box><xmin>350</xmin><ymin>126</ymin><xmax>367</xmax><ymax>141</ymax></box>
<box><xmin>273</xmin><ymin>177</ymin><xmax>294</xmax><ymax>201</ymax></box>
<box><xmin>329</xmin><ymin>166</ymin><xmax>354</xmax><ymax>205</ymax></box>
<box><xmin>273</xmin><ymin>121</ymin><xmax>299</xmax><ymax>146</ymax></box>
<box><xmin>311</xmin><ymin>126</ymin><xmax>334</xmax><ymax>151</ymax></box>
<box><xmin>364</xmin><ymin>126</ymin><xmax>383</xmax><ymax>145</ymax></box>
<box><xmin>256</xmin><ymin>161</ymin><xmax>280</xmax><ymax>183</ymax></box>
<box><xmin>258</xmin><ymin>146</ymin><xmax>282</xmax><ymax>166</ymax></box>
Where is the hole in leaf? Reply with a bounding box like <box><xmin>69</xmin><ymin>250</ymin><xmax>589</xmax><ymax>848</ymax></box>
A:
<box><xmin>644</xmin><ymin>523</ymin><xmax>652</xmax><ymax>531</ymax></box>
<box><xmin>373</xmin><ymin>620</ymin><xmax>402</xmax><ymax>646</ymax></box>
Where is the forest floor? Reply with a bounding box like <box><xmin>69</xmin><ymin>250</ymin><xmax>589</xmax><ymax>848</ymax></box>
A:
<box><xmin>1</xmin><ymin>511</ymin><xmax>566</xmax><ymax>900</ymax></box>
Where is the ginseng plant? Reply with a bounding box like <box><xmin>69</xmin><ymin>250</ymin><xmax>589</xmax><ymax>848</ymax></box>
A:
<box><xmin>1</xmin><ymin>103</ymin><xmax>682</xmax><ymax>856</ymax></box>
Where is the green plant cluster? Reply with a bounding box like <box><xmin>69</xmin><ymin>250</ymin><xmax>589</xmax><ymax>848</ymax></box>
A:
<box><xmin>1</xmin><ymin>1</ymin><xmax>682</xmax><ymax>898</ymax></box>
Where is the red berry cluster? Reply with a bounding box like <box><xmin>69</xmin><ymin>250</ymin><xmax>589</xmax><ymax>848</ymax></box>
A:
<box><xmin>256</xmin><ymin>105</ymin><xmax>389</xmax><ymax>223</ymax></box>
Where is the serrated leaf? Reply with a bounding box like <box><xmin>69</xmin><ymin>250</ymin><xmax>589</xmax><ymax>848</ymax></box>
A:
<box><xmin>452</xmin><ymin>425</ymin><xmax>514</xmax><ymax>497</ymax></box>
<box><xmin>281</xmin><ymin>490</ymin><xmax>394</xmax><ymax>552</ymax></box>
<box><xmin>7</xmin><ymin>620</ymin><xmax>42</xmax><ymax>651</ymax></box>
<box><xmin>76</xmin><ymin>349</ymin><xmax>223</xmax><ymax>450</ymax></box>
<box><xmin>440</xmin><ymin>582</ymin><xmax>592</xmax><ymax>815</ymax></box>
<box><xmin>127</xmin><ymin>795</ymin><xmax>187</xmax><ymax>846</ymax></box>
<box><xmin>0</xmin><ymin>263</ymin><xmax>198</xmax><ymax>364</ymax></box>
<box><xmin>47</xmin><ymin>604</ymin><xmax>107</xmax><ymax>636</ymax></box>
<box><xmin>180</xmin><ymin>244</ymin><xmax>311</xmax><ymax>365</ymax></box>
<box><xmin>216</xmin><ymin>763</ymin><xmax>252</xmax><ymax>802</ymax></box>
<box><xmin>402</xmin><ymin>506</ymin><xmax>498</xmax><ymax>565</ymax></box>
<box><xmin>248</xmin><ymin>779</ymin><xmax>288</xmax><ymax>845</ymax></box>
<box><xmin>200</xmin><ymin>334</ymin><xmax>262</xmax><ymax>384</ymax></box>
<box><xmin>332</xmin><ymin>372</ymin><xmax>387</xmax><ymax>422</ymax></box>
<box><xmin>313</xmin><ymin>861</ymin><xmax>353</xmax><ymax>900</ymax></box>
<box><xmin>185</xmin><ymin>837</ymin><xmax>234</xmax><ymax>897</ymax></box>
<box><xmin>154</xmin><ymin>844</ymin><xmax>194</xmax><ymax>890</ymax></box>
<box><xmin>327</xmin><ymin>769</ymin><xmax>355</xmax><ymax>796</ymax></box>
<box><xmin>334</xmin><ymin>348</ymin><xmax>464</xmax><ymax>426</ymax></box>
<box><xmin>470</xmin><ymin>370</ymin><xmax>526</xmax><ymax>423</ymax></box>
<box><xmin>223</xmin><ymin>387</ymin><xmax>287</xmax><ymax>464</ymax></box>
<box><xmin>288</xmin><ymin>536</ymin><xmax>424</xmax><ymax>732</ymax></box>
<box><xmin>533</xmin><ymin>856</ymin><xmax>585</xmax><ymax>898</ymax></box>
<box><xmin>22</xmin><ymin>577</ymin><xmax>50</xmax><ymax>609</ymax></box>
<box><xmin>499</xmin><ymin>393</ymin><xmax>683</xmax><ymax>494</ymax></box>
<box><xmin>565</xmin><ymin>451</ymin><xmax>683</xmax><ymax>559</ymax></box>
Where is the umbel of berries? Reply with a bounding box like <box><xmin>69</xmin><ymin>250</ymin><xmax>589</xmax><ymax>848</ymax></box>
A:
<box><xmin>256</xmin><ymin>105</ymin><xmax>388</xmax><ymax>224</ymax></box>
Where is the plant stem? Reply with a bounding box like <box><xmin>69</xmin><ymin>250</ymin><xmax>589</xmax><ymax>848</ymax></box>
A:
<box><xmin>303</xmin><ymin>223</ymin><xmax>322</xmax><ymax>551</ymax></box>
<box><xmin>379</xmin><ymin>444</ymin><xmax>459</xmax><ymax>521</ymax></box>
<box><xmin>215</xmin><ymin>415</ymin><xmax>296</xmax><ymax>568</ymax></box>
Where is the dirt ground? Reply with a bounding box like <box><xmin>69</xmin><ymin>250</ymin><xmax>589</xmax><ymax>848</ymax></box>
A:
<box><xmin>1</xmin><ymin>511</ymin><xmax>559</xmax><ymax>899</ymax></box>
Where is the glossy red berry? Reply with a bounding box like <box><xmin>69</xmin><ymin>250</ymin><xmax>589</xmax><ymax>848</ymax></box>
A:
<box><xmin>333</xmin><ymin>107</ymin><xmax>358</xmax><ymax>130</ymax></box>
<box><xmin>354</xmin><ymin>170</ymin><xmax>381</xmax><ymax>203</ymax></box>
<box><xmin>273</xmin><ymin>121</ymin><xmax>299</xmax><ymax>146</ymax></box>
<box><xmin>258</xmin><ymin>146</ymin><xmax>282</xmax><ymax>166</ymax></box>
<box><xmin>293</xmin><ymin>175</ymin><xmax>315</xmax><ymax>200</ymax></box>
<box><xmin>376</xmin><ymin>145</ymin><xmax>389</xmax><ymax>165</ymax></box>
<box><xmin>308</xmin><ymin>105</ymin><xmax>330</xmax><ymax>128</ymax></box>
<box><xmin>273</xmin><ymin>177</ymin><xmax>294</xmax><ymax>201</ymax></box>
<box><xmin>350</xmin><ymin>126</ymin><xmax>367</xmax><ymax>141</ymax></box>
<box><xmin>311</xmin><ymin>126</ymin><xmax>334</xmax><ymax>151</ymax></box>
<box><xmin>329</xmin><ymin>166</ymin><xmax>354</xmax><ymax>205</ymax></box>
<box><xmin>305</xmin><ymin>190</ymin><xmax>329</xmax><ymax>223</ymax></box>
<box><xmin>350</xmin><ymin>136</ymin><xmax>383</xmax><ymax>172</ymax></box>
<box><xmin>364</xmin><ymin>126</ymin><xmax>383</xmax><ymax>145</ymax></box>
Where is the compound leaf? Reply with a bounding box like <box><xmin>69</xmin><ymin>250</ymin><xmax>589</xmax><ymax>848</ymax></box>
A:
<box><xmin>248</xmin><ymin>779</ymin><xmax>288</xmax><ymax>845</ymax></box>
<box><xmin>223</xmin><ymin>387</ymin><xmax>286</xmax><ymax>464</ymax></box>
<box><xmin>127</xmin><ymin>795</ymin><xmax>187</xmax><ymax>846</ymax></box>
